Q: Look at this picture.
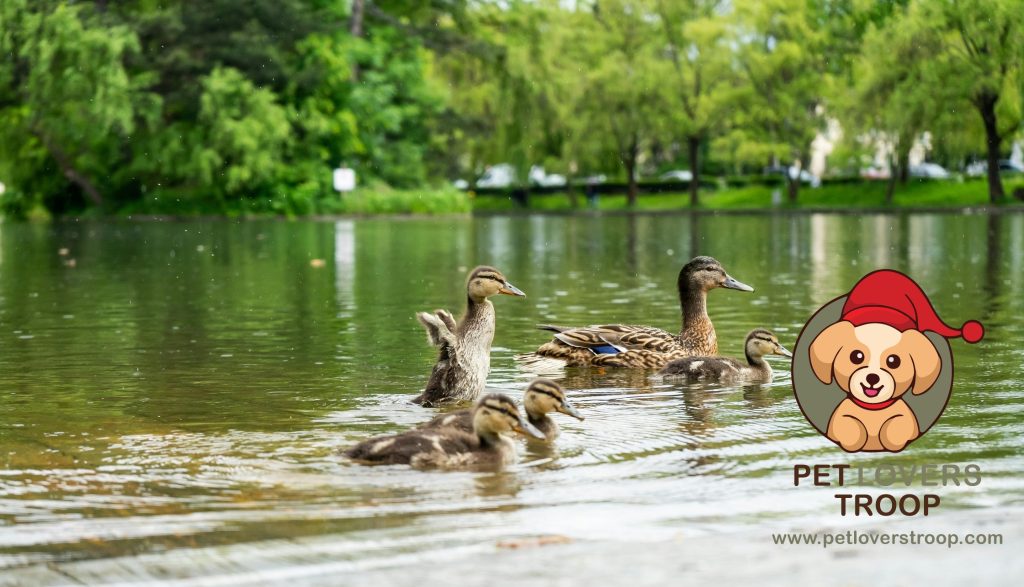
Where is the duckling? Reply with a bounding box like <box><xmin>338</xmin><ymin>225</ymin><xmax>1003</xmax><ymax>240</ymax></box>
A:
<box><xmin>517</xmin><ymin>256</ymin><xmax>753</xmax><ymax>370</ymax></box>
<box><xmin>343</xmin><ymin>394</ymin><xmax>544</xmax><ymax>469</ymax></box>
<box><xmin>657</xmin><ymin>328</ymin><xmax>792</xmax><ymax>383</ymax></box>
<box><xmin>413</xmin><ymin>266</ymin><xmax>526</xmax><ymax>406</ymax></box>
<box><xmin>419</xmin><ymin>379</ymin><xmax>583</xmax><ymax>440</ymax></box>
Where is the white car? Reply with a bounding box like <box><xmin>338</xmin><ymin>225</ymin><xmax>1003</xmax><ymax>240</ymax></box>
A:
<box><xmin>966</xmin><ymin>160</ymin><xmax>1024</xmax><ymax>177</ymax></box>
<box><xmin>474</xmin><ymin>164</ymin><xmax>567</xmax><ymax>188</ymax></box>
<box><xmin>910</xmin><ymin>163</ymin><xmax>951</xmax><ymax>179</ymax></box>
<box><xmin>660</xmin><ymin>170</ymin><xmax>693</xmax><ymax>182</ymax></box>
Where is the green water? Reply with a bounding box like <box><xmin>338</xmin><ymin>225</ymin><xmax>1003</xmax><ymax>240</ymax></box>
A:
<box><xmin>0</xmin><ymin>213</ymin><xmax>1022</xmax><ymax>582</ymax></box>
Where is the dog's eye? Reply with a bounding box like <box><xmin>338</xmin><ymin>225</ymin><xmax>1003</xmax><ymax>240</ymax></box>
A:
<box><xmin>886</xmin><ymin>355</ymin><xmax>901</xmax><ymax>368</ymax></box>
<box><xmin>850</xmin><ymin>350</ymin><xmax>865</xmax><ymax>364</ymax></box>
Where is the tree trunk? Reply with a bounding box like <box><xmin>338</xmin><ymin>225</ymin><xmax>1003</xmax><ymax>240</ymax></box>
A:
<box><xmin>786</xmin><ymin>174</ymin><xmax>799</xmax><ymax>203</ymax></box>
<box><xmin>687</xmin><ymin>135</ymin><xmax>700</xmax><ymax>207</ymax></box>
<box><xmin>975</xmin><ymin>92</ymin><xmax>1005</xmax><ymax>203</ymax></box>
<box><xmin>624</xmin><ymin>134</ymin><xmax>639</xmax><ymax>207</ymax></box>
<box><xmin>32</xmin><ymin>128</ymin><xmax>103</xmax><ymax>207</ymax></box>
<box><xmin>349</xmin><ymin>0</ymin><xmax>365</xmax><ymax>81</ymax></box>
<box><xmin>349</xmin><ymin>0</ymin><xmax>365</xmax><ymax>37</ymax></box>
<box><xmin>897</xmin><ymin>147</ymin><xmax>910</xmax><ymax>184</ymax></box>
<box><xmin>885</xmin><ymin>154</ymin><xmax>897</xmax><ymax>205</ymax></box>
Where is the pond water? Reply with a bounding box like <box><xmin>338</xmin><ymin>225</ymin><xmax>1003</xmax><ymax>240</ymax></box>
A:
<box><xmin>1</xmin><ymin>212</ymin><xmax>1022</xmax><ymax>583</ymax></box>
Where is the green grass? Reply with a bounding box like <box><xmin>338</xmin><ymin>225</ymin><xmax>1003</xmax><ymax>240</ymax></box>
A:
<box><xmin>318</xmin><ymin>186</ymin><xmax>472</xmax><ymax>215</ymax></box>
<box><xmin>472</xmin><ymin>178</ymin><xmax>1024</xmax><ymax>213</ymax></box>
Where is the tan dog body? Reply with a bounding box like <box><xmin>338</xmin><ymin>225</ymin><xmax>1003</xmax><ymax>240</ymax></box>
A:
<box><xmin>809</xmin><ymin>321</ymin><xmax>940</xmax><ymax>452</ymax></box>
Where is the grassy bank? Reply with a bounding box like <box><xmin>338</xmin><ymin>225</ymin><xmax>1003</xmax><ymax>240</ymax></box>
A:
<box><xmin>471</xmin><ymin>178</ymin><xmax>1024</xmax><ymax>213</ymax></box>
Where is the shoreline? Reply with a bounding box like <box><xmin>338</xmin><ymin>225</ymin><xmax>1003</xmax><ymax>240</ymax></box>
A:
<box><xmin>6</xmin><ymin>202</ymin><xmax>1024</xmax><ymax>223</ymax></box>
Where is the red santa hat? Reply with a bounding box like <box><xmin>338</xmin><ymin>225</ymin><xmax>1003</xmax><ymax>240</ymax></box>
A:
<box><xmin>841</xmin><ymin>269</ymin><xmax>983</xmax><ymax>343</ymax></box>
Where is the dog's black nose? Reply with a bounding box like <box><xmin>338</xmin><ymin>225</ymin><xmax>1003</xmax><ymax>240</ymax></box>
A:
<box><xmin>866</xmin><ymin>373</ymin><xmax>880</xmax><ymax>386</ymax></box>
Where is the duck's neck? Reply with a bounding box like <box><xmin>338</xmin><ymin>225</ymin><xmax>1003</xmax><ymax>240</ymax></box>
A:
<box><xmin>744</xmin><ymin>350</ymin><xmax>772</xmax><ymax>376</ymax></box>
<box><xmin>527</xmin><ymin>411</ymin><xmax>555</xmax><ymax>438</ymax></box>
<box><xmin>678</xmin><ymin>281</ymin><xmax>713</xmax><ymax>340</ymax></box>
<box><xmin>460</xmin><ymin>296</ymin><xmax>495</xmax><ymax>335</ymax></box>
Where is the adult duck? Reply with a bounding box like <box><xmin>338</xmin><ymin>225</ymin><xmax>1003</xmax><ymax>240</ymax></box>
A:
<box><xmin>413</xmin><ymin>266</ymin><xmax>525</xmax><ymax>406</ymax></box>
<box><xmin>517</xmin><ymin>256</ymin><xmax>752</xmax><ymax>370</ymax></box>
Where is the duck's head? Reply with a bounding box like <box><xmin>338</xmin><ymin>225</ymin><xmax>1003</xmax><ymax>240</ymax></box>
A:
<box><xmin>473</xmin><ymin>393</ymin><xmax>546</xmax><ymax>440</ymax></box>
<box><xmin>467</xmin><ymin>266</ymin><xmax>526</xmax><ymax>303</ymax></box>
<box><xmin>679</xmin><ymin>256</ymin><xmax>753</xmax><ymax>294</ymax></box>
<box><xmin>523</xmin><ymin>378</ymin><xmax>584</xmax><ymax>421</ymax></box>
<box><xmin>744</xmin><ymin>328</ymin><xmax>792</xmax><ymax>360</ymax></box>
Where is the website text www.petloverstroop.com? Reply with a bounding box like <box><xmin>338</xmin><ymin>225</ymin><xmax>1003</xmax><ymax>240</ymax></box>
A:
<box><xmin>772</xmin><ymin>530</ymin><xmax>1003</xmax><ymax>549</ymax></box>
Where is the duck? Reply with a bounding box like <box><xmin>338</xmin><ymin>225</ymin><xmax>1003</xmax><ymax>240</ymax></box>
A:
<box><xmin>419</xmin><ymin>379</ymin><xmax>583</xmax><ymax>440</ymax></box>
<box><xmin>342</xmin><ymin>393</ymin><xmax>544</xmax><ymax>469</ymax></box>
<box><xmin>657</xmin><ymin>328</ymin><xmax>792</xmax><ymax>383</ymax></box>
<box><xmin>516</xmin><ymin>256</ymin><xmax>752</xmax><ymax>370</ymax></box>
<box><xmin>412</xmin><ymin>266</ymin><xmax>526</xmax><ymax>406</ymax></box>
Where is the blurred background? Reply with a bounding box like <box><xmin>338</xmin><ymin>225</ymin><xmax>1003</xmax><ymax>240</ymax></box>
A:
<box><xmin>0</xmin><ymin>0</ymin><xmax>1022</xmax><ymax>219</ymax></box>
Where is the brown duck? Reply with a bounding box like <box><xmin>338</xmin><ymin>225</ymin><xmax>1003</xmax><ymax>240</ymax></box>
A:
<box><xmin>413</xmin><ymin>266</ymin><xmax>525</xmax><ymax>406</ymax></box>
<box><xmin>657</xmin><ymin>329</ymin><xmax>792</xmax><ymax>383</ymax></box>
<box><xmin>343</xmin><ymin>393</ymin><xmax>545</xmax><ymax>469</ymax></box>
<box><xmin>517</xmin><ymin>256</ymin><xmax>753</xmax><ymax>370</ymax></box>
<box><xmin>419</xmin><ymin>379</ymin><xmax>583</xmax><ymax>441</ymax></box>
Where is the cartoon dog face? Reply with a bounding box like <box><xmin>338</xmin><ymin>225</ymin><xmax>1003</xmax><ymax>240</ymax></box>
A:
<box><xmin>809</xmin><ymin>321</ymin><xmax>941</xmax><ymax>404</ymax></box>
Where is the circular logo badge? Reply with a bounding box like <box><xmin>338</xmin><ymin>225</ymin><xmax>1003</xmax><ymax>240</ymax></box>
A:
<box><xmin>792</xmin><ymin>296</ymin><xmax>956</xmax><ymax>453</ymax></box>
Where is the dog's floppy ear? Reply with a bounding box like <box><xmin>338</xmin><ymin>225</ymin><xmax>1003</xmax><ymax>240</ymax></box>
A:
<box><xmin>808</xmin><ymin>321</ymin><xmax>853</xmax><ymax>385</ymax></box>
<box><xmin>904</xmin><ymin>330</ymin><xmax>941</xmax><ymax>394</ymax></box>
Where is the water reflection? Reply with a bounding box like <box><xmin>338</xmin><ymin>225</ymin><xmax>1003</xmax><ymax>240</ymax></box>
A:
<box><xmin>1</xmin><ymin>213</ymin><xmax>1022</xmax><ymax>579</ymax></box>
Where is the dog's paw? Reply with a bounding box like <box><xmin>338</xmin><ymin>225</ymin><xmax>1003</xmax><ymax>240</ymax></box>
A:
<box><xmin>830</xmin><ymin>415</ymin><xmax>868</xmax><ymax>452</ymax></box>
<box><xmin>879</xmin><ymin>416</ymin><xmax>916</xmax><ymax>451</ymax></box>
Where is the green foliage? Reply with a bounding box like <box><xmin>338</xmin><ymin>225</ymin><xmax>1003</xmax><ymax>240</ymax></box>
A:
<box><xmin>1</xmin><ymin>0</ymin><xmax>1022</xmax><ymax>216</ymax></box>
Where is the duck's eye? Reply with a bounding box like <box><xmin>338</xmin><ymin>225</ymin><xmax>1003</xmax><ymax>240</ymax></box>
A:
<box><xmin>886</xmin><ymin>355</ymin><xmax>901</xmax><ymax>368</ymax></box>
<box><xmin>849</xmin><ymin>350</ymin><xmax>865</xmax><ymax>364</ymax></box>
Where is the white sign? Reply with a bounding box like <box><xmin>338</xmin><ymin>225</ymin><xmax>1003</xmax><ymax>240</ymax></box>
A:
<box><xmin>333</xmin><ymin>168</ymin><xmax>356</xmax><ymax>192</ymax></box>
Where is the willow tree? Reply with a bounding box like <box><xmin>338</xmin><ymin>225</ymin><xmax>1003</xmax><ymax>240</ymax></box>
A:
<box><xmin>729</xmin><ymin>0</ymin><xmax>826</xmax><ymax>203</ymax></box>
<box><xmin>906</xmin><ymin>0</ymin><xmax>1023</xmax><ymax>202</ymax></box>
<box><xmin>573</xmin><ymin>0</ymin><xmax>671</xmax><ymax>206</ymax></box>
<box><xmin>656</xmin><ymin>0</ymin><xmax>736</xmax><ymax>206</ymax></box>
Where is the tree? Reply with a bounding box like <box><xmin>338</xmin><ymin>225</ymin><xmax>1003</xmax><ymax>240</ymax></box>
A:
<box><xmin>0</xmin><ymin>1</ymin><xmax>157</xmax><ymax>214</ymax></box>
<box><xmin>728</xmin><ymin>0</ymin><xmax>827</xmax><ymax>203</ymax></box>
<box><xmin>907</xmin><ymin>0</ymin><xmax>1023</xmax><ymax>202</ymax></box>
<box><xmin>656</xmin><ymin>0</ymin><xmax>736</xmax><ymax>206</ymax></box>
<box><xmin>840</xmin><ymin>7</ymin><xmax>943</xmax><ymax>203</ymax></box>
<box><xmin>573</xmin><ymin>0</ymin><xmax>671</xmax><ymax>206</ymax></box>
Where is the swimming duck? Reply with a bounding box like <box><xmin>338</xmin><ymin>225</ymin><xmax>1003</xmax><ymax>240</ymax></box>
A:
<box><xmin>343</xmin><ymin>394</ymin><xmax>544</xmax><ymax>469</ymax></box>
<box><xmin>419</xmin><ymin>379</ymin><xmax>583</xmax><ymax>440</ymax></box>
<box><xmin>657</xmin><ymin>328</ymin><xmax>792</xmax><ymax>383</ymax></box>
<box><xmin>517</xmin><ymin>256</ymin><xmax>752</xmax><ymax>370</ymax></box>
<box><xmin>413</xmin><ymin>266</ymin><xmax>526</xmax><ymax>406</ymax></box>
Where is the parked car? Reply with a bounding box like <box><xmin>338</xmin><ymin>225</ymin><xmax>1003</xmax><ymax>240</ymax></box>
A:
<box><xmin>473</xmin><ymin>164</ymin><xmax>567</xmax><ymax>188</ymax></box>
<box><xmin>860</xmin><ymin>166</ymin><xmax>891</xmax><ymax>181</ymax></box>
<box><xmin>530</xmin><ymin>166</ymin><xmax>567</xmax><ymax>187</ymax></box>
<box><xmin>659</xmin><ymin>170</ymin><xmax>693</xmax><ymax>182</ymax></box>
<box><xmin>909</xmin><ymin>163</ymin><xmax>951</xmax><ymax>179</ymax></box>
<box><xmin>476</xmin><ymin>163</ymin><xmax>516</xmax><ymax>188</ymax></box>
<box><xmin>764</xmin><ymin>165</ymin><xmax>819</xmax><ymax>186</ymax></box>
<box><xmin>966</xmin><ymin>159</ymin><xmax>1024</xmax><ymax>177</ymax></box>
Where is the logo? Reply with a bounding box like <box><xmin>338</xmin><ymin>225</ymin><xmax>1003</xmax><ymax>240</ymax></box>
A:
<box><xmin>791</xmin><ymin>270</ymin><xmax>983</xmax><ymax>453</ymax></box>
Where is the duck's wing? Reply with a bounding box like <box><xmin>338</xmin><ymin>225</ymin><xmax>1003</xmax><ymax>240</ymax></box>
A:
<box><xmin>417</xmin><ymin>310</ymin><xmax>457</xmax><ymax>348</ymax></box>
<box><xmin>552</xmin><ymin>324</ymin><xmax>678</xmax><ymax>354</ymax></box>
